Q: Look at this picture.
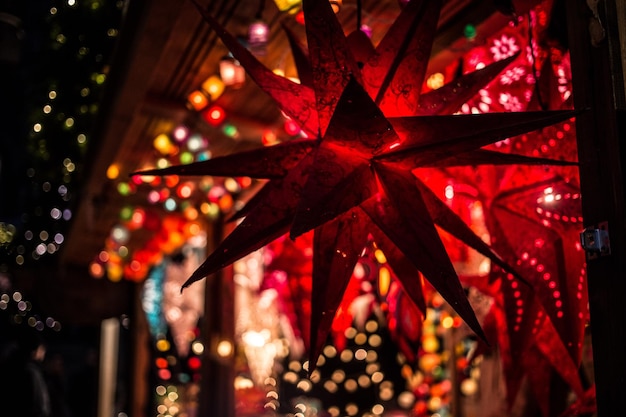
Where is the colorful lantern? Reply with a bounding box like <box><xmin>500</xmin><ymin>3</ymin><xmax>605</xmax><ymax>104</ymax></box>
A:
<box><xmin>219</xmin><ymin>55</ymin><xmax>245</xmax><ymax>87</ymax></box>
<box><xmin>201</xmin><ymin>75</ymin><xmax>225</xmax><ymax>101</ymax></box>
<box><xmin>247</xmin><ymin>20</ymin><xmax>270</xmax><ymax>55</ymax></box>
<box><xmin>187</xmin><ymin>90</ymin><xmax>209</xmax><ymax>111</ymax></box>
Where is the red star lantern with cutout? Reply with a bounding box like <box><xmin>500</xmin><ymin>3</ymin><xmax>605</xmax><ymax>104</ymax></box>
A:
<box><xmin>134</xmin><ymin>0</ymin><xmax>580</xmax><ymax>380</ymax></box>
<box><xmin>433</xmin><ymin>12</ymin><xmax>589</xmax><ymax>411</ymax></box>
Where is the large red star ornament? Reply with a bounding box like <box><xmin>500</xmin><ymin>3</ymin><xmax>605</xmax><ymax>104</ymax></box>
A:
<box><xmin>134</xmin><ymin>0</ymin><xmax>577</xmax><ymax>368</ymax></box>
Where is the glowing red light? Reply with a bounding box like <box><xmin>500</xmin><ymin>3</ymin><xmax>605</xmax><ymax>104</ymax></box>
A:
<box><xmin>188</xmin><ymin>357</ymin><xmax>202</xmax><ymax>370</ymax></box>
<box><xmin>295</xmin><ymin>10</ymin><xmax>305</xmax><ymax>25</ymax></box>
<box><xmin>129</xmin><ymin>208</ymin><xmax>146</xmax><ymax>229</ymax></box>
<box><xmin>208</xmin><ymin>185</ymin><xmax>226</xmax><ymax>202</ymax></box>
<box><xmin>262</xmin><ymin>130</ymin><xmax>277</xmax><ymax>146</ymax></box>
<box><xmin>130</xmin><ymin>260</ymin><xmax>142</xmax><ymax>272</ymax></box>
<box><xmin>157</xmin><ymin>368</ymin><xmax>171</xmax><ymax>380</ymax></box>
<box><xmin>89</xmin><ymin>262</ymin><xmax>104</xmax><ymax>278</ymax></box>
<box><xmin>165</xmin><ymin>175</ymin><xmax>179</xmax><ymax>188</ymax></box>
<box><xmin>284</xmin><ymin>119</ymin><xmax>301</xmax><ymax>135</ymax></box>
<box><xmin>237</xmin><ymin>177</ymin><xmax>252</xmax><ymax>188</ymax></box>
<box><xmin>203</xmin><ymin>105</ymin><xmax>226</xmax><ymax>127</ymax></box>
<box><xmin>177</xmin><ymin>183</ymin><xmax>194</xmax><ymax>199</ymax></box>
<box><xmin>159</xmin><ymin>188</ymin><xmax>170</xmax><ymax>201</ymax></box>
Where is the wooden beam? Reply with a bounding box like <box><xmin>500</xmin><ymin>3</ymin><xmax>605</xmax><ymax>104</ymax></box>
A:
<box><xmin>566</xmin><ymin>0</ymin><xmax>626</xmax><ymax>414</ymax></box>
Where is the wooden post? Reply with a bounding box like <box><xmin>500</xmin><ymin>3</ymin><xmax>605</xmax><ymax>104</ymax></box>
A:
<box><xmin>98</xmin><ymin>318</ymin><xmax>120</xmax><ymax>417</ymax></box>
<box><xmin>197</xmin><ymin>218</ymin><xmax>235</xmax><ymax>417</ymax></box>
<box><xmin>565</xmin><ymin>0</ymin><xmax>626</xmax><ymax>414</ymax></box>
<box><xmin>130</xmin><ymin>282</ymin><xmax>150</xmax><ymax>417</ymax></box>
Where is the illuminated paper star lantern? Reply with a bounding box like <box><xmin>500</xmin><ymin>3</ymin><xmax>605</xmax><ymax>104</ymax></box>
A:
<box><xmin>134</xmin><ymin>0</ymin><xmax>577</xmax><ymax>368</ymax></box>
<box><xmin>440</xmin><ymin>34</ymin><xmax>587</xmax><ymax>410</ymax></box>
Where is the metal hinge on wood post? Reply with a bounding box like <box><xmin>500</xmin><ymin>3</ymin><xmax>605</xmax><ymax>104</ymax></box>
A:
<box><xmin>580</xmin><ymin>220</ymin><xmax>611</xmax><ymax>260</ymax></box>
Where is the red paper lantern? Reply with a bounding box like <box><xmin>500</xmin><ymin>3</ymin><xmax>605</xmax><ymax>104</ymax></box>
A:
<box><xmin>203</xmin><ymin>105</ymin><xmax>226</xmax><ymax>127</ymax></box>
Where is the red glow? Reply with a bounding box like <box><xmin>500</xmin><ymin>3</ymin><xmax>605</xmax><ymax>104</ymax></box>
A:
<box><xmin>89</xmin><ymin>262</ymin><xmax>104</xmax><ymax>278</ymax></box>
<box><xmin>177</xmin><ymin>182</ymin><xmax>194</xmax><ymax>199</ymax></box>
<box><xmin>262</xmin><ymin>130</ymin><xmax>277</xmax><ymax>146</ymax></box>
<box><xmin>284</xmin><ymin>119</ymin><xmax>301</xmax><ymax>135</ymax></box>
<box><xmin>208</xmin><ymin>185</ymin><xmax>225</xmax><ymax>202</ymax></box>
<box><xmin>131</xmin><ymin>175</ymin><xmax>143</xmax><ymax>185</ymax></box>
<box><xmin>159</xmin><ymin>188</ymin><xmax>170</xmax><ymax>201</ymax></box>
<box><xmin>165</xmin><ymin>175</ymin><xmax>179</xmax><ymax>188</ymax></box>
<box><xmin>203</xmin><ymin>105</ymin><xmax>226</xmax><ymax>126</ymax></box>
<box><xmin>188</xmin><ymin>357</ymin><xmax>202</xmax><ymax>370</ymax></box>
<box><xmin>130</xmin><ymin>260</ymin><xmax>142</xmax><ymax>272</ymax></box>
<box><xmin>295</xmin><ymin>10</ymin><xmax>305</xmax><ymax>25</ymax></box>
<box><xmin>124</xmin><ymin>262</ymin><xmax>148</xmax><ymax>282</ymax></box>
<box><xmin>130</xmin><ymin>210</ymin><xmax>145</xmax><ymax>225</ymax></box>
<box><xmin>237</xmin><ymin>177</ymin><xmax>252</xmax><ymax>188</ymax></box>
<box><xmin>157</xmin><ymin>368</ymin><xmax>171</xmax><ymax>380</ymax></box>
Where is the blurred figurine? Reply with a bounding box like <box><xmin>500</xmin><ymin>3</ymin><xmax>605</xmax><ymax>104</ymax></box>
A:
<box><xmin>0</xmin><ymin>326</ymin><xmax>51</xmax><ymax>417</ymax></box>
